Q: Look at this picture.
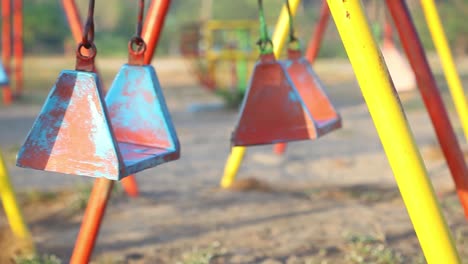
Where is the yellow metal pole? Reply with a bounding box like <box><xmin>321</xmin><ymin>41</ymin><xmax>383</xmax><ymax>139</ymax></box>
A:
<box><xmin>420</xmin><ymin>0</ymin><xmax>468</xmax><ymax>142</ymax></box>
<box><xmin>271</xmin><ymin>0</ymin><xmax>301</xmax><ymax>55</ymax></box>
<box><xmin>221</xmin><ymin>147</ymin><xmax>247</xmax><ymax>188</ymax></box>
<box><xmin>0</xmin><ymin>150</ymin><xmax>33</xmax><ymax>247</ymax></box>
<box><xmin>326</xmin><ymin>1</ymin><xmax>459</xmax><ymax>263</ymax></box>
<box><xmin>220</xmin><ymin>0</ymin><xmax>301</xmax><ymax>188</ymax></box>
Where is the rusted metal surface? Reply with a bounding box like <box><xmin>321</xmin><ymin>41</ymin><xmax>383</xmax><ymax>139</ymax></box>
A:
<box><xmin>275</xmin><ymin>2</ymin><xmax>331</xmax><ymax>154</ymax></box>
<box><xmin>284</xmin><ymin>49</ymin><xmax>341</xmax><ymax>135</ymax></box>
<box><xmin>75</xmin><ymin>43</ymin><xmax>97</xmax><ymax>72</ymax></box>
<box><xmin>18</xmin><ymin>0</ymin><xmax>179</xmax><ymax>180</ymax></box>
<box><xmin>16</xmin><ymin>70</ymin><xmax>123</xmax><ymax>179</ymax></box>
<box><xmin>105</xmin><ymin>63</ymin><xmax>180</xmax><ymax>176</ymax></box>
<box><xmin>106</xmin><ymin>0</ymin><xmax>180</xmax><ymax>175</ymax></box>
<box><xmin>232</xmin><ymin>52</ymin><xmax>339</xmax><ymax>146</ymax></box>
<box><xmin>60</xmin><ymin>0</ymin><xmax>139</xmax><ymax>192</ymax></box>
<box><xmin>128</xmin><ymin>36</ymin><xmax>146</xmax><ymax>66</ymax></box>
<box><xmin>386</xmin><ymin>0</ymin><xmax>468</xmax><ymax>218</ymax></box>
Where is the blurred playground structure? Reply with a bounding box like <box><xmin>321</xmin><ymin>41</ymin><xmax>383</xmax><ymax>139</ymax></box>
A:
<box><xmin>179</xmin><ymin>20</ymin><xmax>258</xmax><ymax>108</ymax></box>
<box><xmin>1</xmin><ymin>0</ymin><xmax>468</xmax><ymax>263</ymax></box>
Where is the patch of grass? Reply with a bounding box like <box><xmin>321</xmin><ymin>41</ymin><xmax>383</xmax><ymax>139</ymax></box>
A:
<box><xmin>68</xmin><ymin>182</ymin><xmax>124</xmax><ymax>214</ymax></box>
<box><xmin>14</xmin><ymin>254</ymin><xmax>62</xmax><ymax>264</ymax></box>
<box><xmin>19</xmin><ymin>189</ymin><xmax>59</xmax><ymax>206</ymax></box>
<box><xmin>68</xmin><ymin>183</ymin><xmax>94</xmax><ymax>213</ymax></box>
<box><xmin>344</xmin><ymin>233</ymin><xmax>404</xmax><ymax>264</ymax></box>
<box><xmin>177</xmin><ymin>242</ymin><xmax>225</xmax><ymax>264</ymax></box>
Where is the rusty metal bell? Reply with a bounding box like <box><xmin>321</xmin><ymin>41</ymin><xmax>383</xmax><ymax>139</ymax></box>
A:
<box><xmin>104</xmin><ymin>39</ymin><xmax>180</xmax><ymax>177</ymax></box>
<box><xmin>231</xmin><ymin>50</ymin><xmax>341</xmax><ymax>146</ymax></box>
<box><xmin>16</xmin><ymin>67</ymin><xmax>124</xmax><ymax>179</ymax></box>
<box><xmin>17</xmin><ymin>40</ymin><xmax>180</xmax><ymax>180</ymax></box>
<box><xmin>282</xmin><ymin>49</ymin><xmax>341</xmax><ymax>136</ymax></box>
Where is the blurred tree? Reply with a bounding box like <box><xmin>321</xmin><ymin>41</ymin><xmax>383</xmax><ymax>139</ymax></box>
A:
<box><xmin>23</xmin><ymin>0</ymin><xmax>68</xmax><ymax>54</ymax></box>
<box><xmin>439</xmin><ymin>0</ymin><xmax>468</xmax><ymax>56</ymax></box>
<box><xmin>13</xmin><ymin>0</ymin><xmax>467</xmax><ymax>58</ymax></box>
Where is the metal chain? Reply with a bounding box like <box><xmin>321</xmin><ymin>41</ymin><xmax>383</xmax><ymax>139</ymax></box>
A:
<box><xmin>285</xmin><ymin>0</ymin><xmax>298</xmax><ymax>43</ymax></box>
<box><xmin>256</xmin><ymin>0</ymin><xmax>273</xmax><ymax>54</ymax></box>
<box><xmin>76</xmin><ymin>0</ymin><xmax>96</xmax><ymax>72</ymax></box>
<box><xmin>81</xmin><ymin>0</ymin><xmax>95</xmax><ymax>48</ymax></box>
<box><xmin>128</xmin><ymin>0</ymin><xmax>147</xmax><ymax>64</ymax></box>
<box><xmin>135</xmin><ymin>0</ymin><xmax>144</xmax><ymax>42</ymax></box>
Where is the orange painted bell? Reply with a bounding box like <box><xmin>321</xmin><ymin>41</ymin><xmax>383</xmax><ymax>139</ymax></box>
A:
<box><xmin>284</xmin><ymin>48</ymin><xmax>341</xmax><ymax>134</ymax></box>
<box><xmin>231</xmin><ymin>51</ymin><xmax>341</xmax><ymax>146</ymax></box>
<box><xmin>380</xmin><ymin>22</ymin><xmax>416</xmax><ymax>92</ymax></box>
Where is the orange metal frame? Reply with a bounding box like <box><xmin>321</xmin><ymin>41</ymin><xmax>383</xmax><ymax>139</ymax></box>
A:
<box><xmin>2</xmin><ymin>0</ymin><xmax>13</xmax><ymax>105</ymax></box>
<box><xmin>67</xmin><ymin>1</ymin><xmax>171</xmax><ymax>263</ymax></box>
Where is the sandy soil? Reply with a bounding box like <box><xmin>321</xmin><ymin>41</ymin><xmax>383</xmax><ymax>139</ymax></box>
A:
<box><xmin>0</xmin><ymin>57</ymin><xmax>467</xmax><ymax>263</ymax></box>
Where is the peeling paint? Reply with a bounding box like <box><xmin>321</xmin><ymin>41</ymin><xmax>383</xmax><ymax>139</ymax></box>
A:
<box><xmin>17</xmin><ymin>64</ymin><xmax>180</xmax><ymax>180</ymax></box>
<box><xmin>232</xmin><ymin>51</ymin><xmax>341</xmax><ymax>147</ymax></box>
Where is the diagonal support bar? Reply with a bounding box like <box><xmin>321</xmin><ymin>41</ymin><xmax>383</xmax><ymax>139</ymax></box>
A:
<box><xmin>386</xmin><ymin>0</ymin><xmax>468</xmax><ymax>219</ymax></box>
<box><xmin>327</xmin><ymin>0</ymin><xmax>460</xmax><ymax>263</ymax></box>
<box><xmin>420</xmin><ymin>0</ymin><xmax>468</xmax><ymax>142</ymax></box>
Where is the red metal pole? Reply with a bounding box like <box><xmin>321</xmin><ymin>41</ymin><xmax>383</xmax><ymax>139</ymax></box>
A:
<box><xmin>121</xmin><ymin>176</ymin><xmax>139</xmax><ymax>197</ymax></box>
<box><xmin>70</xmin><ymin>1</ymin><xmax>170</xmax><ymax>262</ymax></box>
<box><xmin>61</xmin><ymin>0</ymin><xmax>139</xmax><ymax>198</ymax></box>
<box><xmin>386</xmin><ymin>0</ymin><xmax>468</xmax><ymax>219</ymax></box>
<box><xmin>12</xmin><ymin>0</ymin><xmax>22</xmax><ymax>98</ymax></box>
<box><xmin>273</xmin><ymin>1</ymin><xmax>330</xmax><ymax>155</ymax></box>
<box><xmin>1</xmin><ymin>0</ymin><xmax>13</xmax><ymax>105</ymax></box>
<box><xmin>305</xmin><ymin>1</ymin><xmax>330</xmax><ymax>63</ymax></box>
<box><xmin>61</xmin><ymin>0</ymin><xmax>83</xmax><ymax>47</ymax></box>
<box><xmin>70</xmin><ymin>178</ymin><xmax>114</xmax><ymax>264</ymax></box>
<box><xmin>142</xmin><ymin>0</ymin><xmax>171</xmax><ymax>64</ymax></box>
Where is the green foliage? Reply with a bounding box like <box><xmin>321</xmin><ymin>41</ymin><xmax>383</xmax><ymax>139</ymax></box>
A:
<box><xmin>344</xmin><ymin>234</ymin><xmax>404</xmax><ymax>264</ymax></box>
<box><xmin>14</xmin><ymin>254</ymin><xmax>62</xmax><ymax>264</ymax></box>
<box><xmin>177</xmin><ymin>243</ymin><xmax>224</xmax><ymax>264</ymax></box>
<box><xmin>16</xmin><ymin>1</ymin><xmax>468</xmax><ymax>58</ymax></box>
<box><xmin>23</xmin><ymin>1</ymin><xmax>68</xmax><ymax>54</ymax></box>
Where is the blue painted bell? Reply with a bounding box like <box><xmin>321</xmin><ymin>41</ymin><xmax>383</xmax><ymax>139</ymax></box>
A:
<box><xmin>17</xmin><ymin>39</ymin><xmax>180</xmax><ymax>180</ymax></box>
<box><xmin>104</xmin><ymin>37</ymin><xmax>180</xmax><ymax>177</ymax></box>
<box><xmin>0</xmin><ymin>62</ymin><xmax>9</xmax><ymax>86</ymax></box>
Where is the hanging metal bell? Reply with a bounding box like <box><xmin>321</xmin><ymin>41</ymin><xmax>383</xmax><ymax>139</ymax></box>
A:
<box><xmin>231</xmin><ymin>50</ymin><xmax>341</xmax><ymax>146</ymax></box>
<box><xmin>282</xmin><ymin>49</ymin><xmax>341</xmax><ymax>136</ymax></box>
<box><xmin>16</xmin><ymin>68</ymin><xmax>124</xmax><ymax>178</ymax></box>
<box><xmin>104</xmin><ymin>39</ymin><xmax>180</xmax><ymax>176</ymax></box>
<box><xmin>17</xmin><ymin>41</ymin><xmax>180</xmax><ymax>180</ymax></box>
<box><xmin>0</xmin><ymin>62</ymin><xmax>9</xmax><ymax>86</ymax></box>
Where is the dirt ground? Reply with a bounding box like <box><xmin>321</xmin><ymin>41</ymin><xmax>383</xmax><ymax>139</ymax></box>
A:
<box><xmin>1</xmin><ymin>56</ymin><xmax>468</xmax><ymax>263</ymax></box>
